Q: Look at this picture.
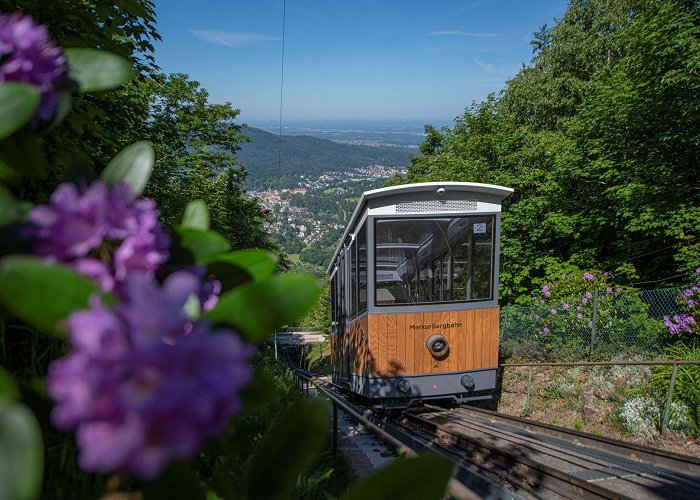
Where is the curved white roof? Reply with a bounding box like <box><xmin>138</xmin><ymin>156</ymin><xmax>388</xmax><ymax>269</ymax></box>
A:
<box><xmin>327</xmin><ymin>182</ymin><xmax>513</xmax><ymax>272</ymax></box>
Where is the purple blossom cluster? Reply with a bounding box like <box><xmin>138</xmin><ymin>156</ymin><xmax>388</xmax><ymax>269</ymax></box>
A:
<box><xmin>47</xmin><ymin>272</ymin><xmax>253</xmax><ymax>477</ymax></box>
<box><xmin>0</xmin><ymin>12</ymin><xmax>66</xmax><ymax>120</ymax></box>
<box><xmin>662</xmin><ymin>267</ymin><xmax>700</xmax><ymax>336</ymax></box>
<box><xmin>29</xmin><ymin>181</ymin><xmax>169</xmax><ymax>293</ymax></box>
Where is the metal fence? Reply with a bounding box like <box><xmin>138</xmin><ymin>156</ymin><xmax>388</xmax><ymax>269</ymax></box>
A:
<box><xmin>500</xmin><ymin>286</ymin><xmax>687</xmax><ymax>361</ymax></box>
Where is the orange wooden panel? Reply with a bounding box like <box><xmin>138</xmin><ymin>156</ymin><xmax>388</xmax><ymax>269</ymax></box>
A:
<box><xmin>361</xmin><ymin>307</ymin><xmax>500</xmax><ymax>376</ymax></box>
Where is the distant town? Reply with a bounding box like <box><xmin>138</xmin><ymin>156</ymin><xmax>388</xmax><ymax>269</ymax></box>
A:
<box><xmin>250</xmin><ymin>164</ymin><xmax>404</xmax><ymax>250</ymax></box>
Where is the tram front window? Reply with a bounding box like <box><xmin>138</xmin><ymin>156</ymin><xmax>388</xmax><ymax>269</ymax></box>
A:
<box><xmin>374</xmin><ymin>216</ymin><xmax>495</xmax><ymax>305</ymax></box>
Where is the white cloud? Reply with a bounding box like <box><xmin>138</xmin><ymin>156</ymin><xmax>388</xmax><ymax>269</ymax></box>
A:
<box><xmin>473</xmin><ymin>58</ymin><xmax>520</xmax><ymax>78</ymax></box>
<box><xmin>427</xmin><ymin>30</ymin><xmax>500</xmax><ymax>38</ymax></box>
<box><xmin>189</xmin><ymin>30</ymin><xmax>279</xmax><ymax>48</ymax></box>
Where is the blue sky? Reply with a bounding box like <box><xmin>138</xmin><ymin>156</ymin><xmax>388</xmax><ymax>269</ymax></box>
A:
<box><xmin>153</xmin><ymin>0</ymin><xmax>567</xmax><ymax>125</ymax></box>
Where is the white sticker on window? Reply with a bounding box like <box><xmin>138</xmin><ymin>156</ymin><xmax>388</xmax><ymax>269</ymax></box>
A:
<box><xmin>473</xmin><ymin>223</ymin><xmax>486</xmax><ymax>234</ymax></box>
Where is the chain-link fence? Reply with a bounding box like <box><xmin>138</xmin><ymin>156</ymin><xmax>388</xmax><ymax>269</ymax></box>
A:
<box><xmin>500</xmin><ymin>286</ymin><xmax>686</xmax><ymax>361</ymax></box>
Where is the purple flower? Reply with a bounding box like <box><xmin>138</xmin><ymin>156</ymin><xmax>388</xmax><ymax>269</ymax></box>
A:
<box><xmin>540</xmin><ymin>299</ymin><xmax>545</xmax><ymax>304</ymax></box>
<box><xmin>587</xmin><ymin>321</ymin><xmax>593</xmax><ymax>328</ymax></box>
<box><xmin>684</xmin><ymin>289</ymin><xmax>694</xmax><ymax>298</ymax></box>
<box><xmin>562</xmin><ymin>303</ymin><xmax>570</xmax><ymax>310</ymax></box>
<box><xmin>583</xmin><ymin>272</ymin><xmax>594</xmax><ymax>281</ymax></box>
<box><xmin>582</xmin><ymin>297</ymin><xmax>588</xmax><ymax>304</ymax></box>
<box><xmin>585</xmin><ymin>291</ymin><xmax>593</xmax><ymax>299</ymax></box>
<box><xmin>542</xmin><ymin>327</ymin><xmax>550</xmax><ymax>334</ymax></box>
<box><xmin>606</xmin><ymin>287</ymin><xmax>612</xmax><ymax>294</ymax></box>
<box><xmin>29</xmin><ymin>180</ymin><xmax>169</xmax><ymax>292</ymax></box>
<box><xmin>0</xmin><ymin>12</ymin><xmax>67</xmax><ymax>120</ymax></box>
<box><xmin>534</xmin><ymin>314</ymin><xmax>541</xmax><ymax>321</ymax></box>
<box><xmin>604</xmin><ymin>271</ymin><xmax>612</xmax><ymax>277</ymax></box>
<box><xmin>689</xmin><ymin>300</ymin><xmax>698</xmax><ymax>309</ymax></box>
<box><xmin>696</xmin><ymin>267</ymin><xmax>700</xmax><ymax>276</ymax></box>
<box><xmin>46</xmin><ymin>272</ymin><xmax>253</xmax><ymax>478</ymax></box>
<box><xmin>544</xmin><ymin>290</ymin><xmax>551</xmax><ymax>297</ymax></box>
<box><xmin>577</xmin><ymin>313</ymin><xmax>584</xmax><ymax>319</ymax></box>
<box><xmin>550</xmin><ymin>308</ymin><xmax>557</xmax><ymax>315</ymax></box>
<box><xmin>576</xmin><ymin>305</ymin><xmax>582</xmax><ymax>311</ymax></box>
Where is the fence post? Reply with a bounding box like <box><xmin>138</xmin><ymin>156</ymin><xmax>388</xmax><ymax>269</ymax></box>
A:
<box><xmin>661</xmin><ymin>363</ymin><xmax>679</xmax><ymax>436</ymax></box>
<box><xmin>274</xmin><ymin>331</ymin><xmax>278</xmax><ymax>360</ymax></box>
<box><xmin>501</xmin><ymin>303</ymin><xmax>510</xmax><ymax>341</ymax></box>
<box><xmin>525</xmin><ymin>365</ymin><xmax>533</xmax><ymax>412</ymax></box>
<box><xmin>590</xmin><ymin>288</ymin><xmax>599</xmax><ymax>357</ymax></box>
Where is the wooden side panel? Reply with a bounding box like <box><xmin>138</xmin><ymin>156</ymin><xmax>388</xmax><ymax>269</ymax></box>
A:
<box><xmin>365</xmin><ymin>307</ymin><xmax>499</xmax><ymax>376</ymax></box>
<box><xmin>346</xmin><ymin>315</ymin><xmax>370</xmax><ymax>376</ymax></box>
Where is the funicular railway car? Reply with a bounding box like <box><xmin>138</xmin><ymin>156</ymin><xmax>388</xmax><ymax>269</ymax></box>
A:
<box><xmin>328</xmin><ymin>182</ymin><xmax>513</xmax><ymax>408</ymax></box>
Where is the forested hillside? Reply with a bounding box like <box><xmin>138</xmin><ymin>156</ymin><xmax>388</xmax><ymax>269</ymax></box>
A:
<box><xmin>238</xmin><ymin>127</ymin><xmax>411</xmax><ymax>188</ymax></box>
<box><xmin>394</xmin><ymin>0</ymin><xmax>700</xmax><ymax>302</ymax></box>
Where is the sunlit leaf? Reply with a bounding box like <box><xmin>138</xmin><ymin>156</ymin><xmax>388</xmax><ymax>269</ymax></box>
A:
<box><xmin>342</xmin><ymin>454</ymin><xmax>453</xmax><ymax>500</ymax></box>
<box><xmin>246</xmin><ymin>399</ymin><xmax>328</xmax><ymax>500</ymax></box>
<box><xmin>0</xmin><ymin>256</ymin><xmax>105</xmax><ymax>336</ymax></box>
<box><xmin>101</xmin><ymin>141</ymin><xmax>154</xmax><ymax>196</ymax></box>
<box><xmin>207</xmin><ymin>249</ymin><xmax>279</xmax><ymax>282</ymax></box>
<box><xmin>0</xmin><ymin>401</ymin><xmax>43</xmax><ymax>500</ymax></box>
<box><xmin>65</xmin><ymin>48</ymin><xmax>135</xmax><ymax>92</ymax></box>
<box><xmin>181</xmin><ymin>199</ymin><xmax>210</xmax><ymax>231</ymax></box>
<box><xmin>176</xmin><ymin>227</ymin><xmax>230</xmax><ymax>265</ymax></box>
<box><xmin>204</xmin><ymin>274</ymin><xmax>321</xmax><ymax>341</ymax></box>
<box><xmin>0</xmin><ymin>83</ymin><xmax>39</xmax><ymax>140</ymax></box>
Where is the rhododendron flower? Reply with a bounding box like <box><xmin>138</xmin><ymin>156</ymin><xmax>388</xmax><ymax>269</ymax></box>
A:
<box><xmin>0</xmin><ymin>12</ymin><xmax>66</xmax><ymax>120</ymax></box>
<box><xmin>550</xmin><ymin>308</ymin><xmax>557</xmax><ymax>314</ymax></box>
<box><xmin>29</xmin><ymin>181</ymin><xmax>169</xmax><ymax>292</ymax></box>
<box><xmin>542</xmin><ymin>327</ymin><xmax>550</xmax><ymax>333</ymax></box>
<box><xmin>587</xmin><ymin>321</ymin><xmax>593</xmax><ymax>328</ymax></box>
<box><xmin>577</xmin><ymin>313</ymin><xmax>584</xmax><ymax>319</ymax></box>
<box><xmin>562</xmin><ymin>303</ymin><xmax>570</xmax><ymax>310</ymax></box>
<box><xmin>582</xmin><ymin>297</ymin><xmax>588</xmax><ymax>304</ymax></box>
<box><xmin>585</xmin><ymin>291</ymin><xmax>593</xmax><ymax>299</ymax></box>
<box><xmin>583</xmin><ymin>272</ymin><xmax>594</xmax><ymax>281</ymax></box>
<box><xmin>606</xmin><ymin>287</ymin><xmax>613</xmax><ymax>294</ymax></box>
<box><xmin>47</xmin><ymin>272</ymin><xmax>253</xmax><ymax>478</ymax></box>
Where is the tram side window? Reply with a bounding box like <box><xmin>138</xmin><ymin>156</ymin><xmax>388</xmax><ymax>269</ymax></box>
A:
<box><xmin>358</xmin><ymin>223</ymin><xmax>367</xmax><ymax>313</ymax></box>
<box><xmin>330</xmin><ymin>274</ymin><xmax>337</xmax><ymax>326</ymax></box>
<box><xmin>374</xmin><ymin>216</ymin><xmax>495</xmax><ymax>305</ymax></box>
<box><xmin>349</xmin><ymin>240</ymin><xmax>357</xmax><ymax>317</ymax></box>
<box><xmin>338</xmin><ymin>255</ymin><xmax>345</xmax><ymax>320</ymax></box>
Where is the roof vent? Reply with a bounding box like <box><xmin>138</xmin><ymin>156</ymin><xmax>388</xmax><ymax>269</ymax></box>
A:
<box><xmin>396</xmin><ymin>199</ymin><xmax>477</xmax><ymax>213</ymax></box>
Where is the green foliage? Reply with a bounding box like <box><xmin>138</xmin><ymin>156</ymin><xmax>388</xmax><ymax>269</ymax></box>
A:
<box><xmin>181</xmin><ymin>199</ymin><xmax>210</xmax><ymax>231</ymax></box>
<box><xmin>0</xmin><ymin>256</ymin><xmax>106</xmax><ymax>336</ymax></box>
<box><xmin>653</xmin><ymin>341</ymin><xmax>700</xmax><ymax>435</ymax></box>
<box><xmin>246</xmin><ymin>399</ymin><xmax>329</xmax><ymax>500</ymax></box>
<box><xmin>100</xmin><ymin>140</ymin><xmax>154</xmax><ymax>195</ymax></box>
<box><xmin>300</xmin><ymin>281</ymin><xmax>332</xmax><ymax>335</ymax></box>
<box><xmin>0</xmin><ymin>400</ymin><xmax>43</xmax><ymax>500</ymax></box>
<box><xmin>64</xmin><ymin>48</ymin><xmax>135</xmax><ymax>93</ymax></box>
<box><xmin>205</xmin><ymin>274</ymin><xmax>322</xmax><ymax>341</ymax></box>
<box><xmin>0</xmin><ymin>83</ymin><xmax>39</xmax><ymax>140</ymax></box>
<box><xmin>341</xmin><ymin>454</ymin><xmax>452</xmax><ymax>500</ymax></box>
<box><xmin>405</xmin><ymin>0</ymin><xmax>700</xmax><ymax>298</ymax></box>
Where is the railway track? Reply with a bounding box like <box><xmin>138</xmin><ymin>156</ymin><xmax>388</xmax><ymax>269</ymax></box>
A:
<box><xmin>400</xmin><ymin>405</ymin><xmax>700</xmax><ymax>499</ymax></box>
<box><xmin>287</xmin><ymin>351</ymin><xmax>700</xmax><ymax>498</ymax></box>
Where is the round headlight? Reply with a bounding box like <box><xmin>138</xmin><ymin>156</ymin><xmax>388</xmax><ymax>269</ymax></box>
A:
<box><xmin>460</xmin><ymin>375</ymin><xmax>476</xmax><ymax>391</ymax></box>
<box><xmin>397</xmin><ymin>379</ymin><xmax>412</xmax><ymax>394</ymax></box>
<box><xmin>426</xmin><ymin>334</ymin><xmax>449</xmax><ymax>357</ymax></box>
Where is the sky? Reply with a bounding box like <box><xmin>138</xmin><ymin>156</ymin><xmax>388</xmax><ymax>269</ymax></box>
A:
<box><xmin>153</xmin><ymin>0</ymin><xmax>568</xmax><ymax>126</ymax></box>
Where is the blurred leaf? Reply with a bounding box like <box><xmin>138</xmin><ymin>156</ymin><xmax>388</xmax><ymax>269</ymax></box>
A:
<box><xmin>0</xmin><ymin>83</ymin><xmax>39</xmax><ymax>140</ymax></box>
<box><xmin>207</xmin><ymin>250</ymin><xmax>278</xmax><ymax>282</ymax></box>
<box><xmin>101</xmin><ymin>141</ymin><xmax>154</xmax><ymax>196</ymax></box>
<box><xmin>0</xmin><ymin>366</ymin><xmax>19</xmax><ymax>401</ymax></box>
<box><xmin>0</xmin><ymin>256</ymin><xmax>105</xmax><ymax>335</ymax></box>
<box><xmin>342</xmin><ymin>454</ymin><xmax>453</xmax><ymax>500</ymax></box>
<box><xmin>0</xmin><ymin>185</ymin><xmax>20</xmax><ymax>226</ymax></box>
<box><xmin>240</xmin><ymin>372</ymin><xmax>277</xmax><ymax>412</ymax></box>
<box><xmin>49</xmin><ymin>92</ymin><xmax>72</xmax><ymax>128</ymax></box>
<box><xmin>143</xmin><ymin>461</ymin><xmax>204</xmax><ymax>500</ymax></box>
<box><xmin>176</xmin><ymin>227</ymin><xmax>230</xmax><ymax>265</ymax></box>
<box><xmin>0</xmin><ymin>400</ymin><xmax>43</xmax><ymax>500</ymax></box>
<box><xmin>204</xmin><ymin>274</ymin><xmax>321</xmax><ymax>341</ymax></box>
<box><xmin>207</xmin><ymin>471</ymin><xmax>237</xmax><ymax>500</ymax></box>
<box><xmin>65</xmin><ymin>48</ymin><xmax>135</xmax><ymax>92</ymax></box>
<box><xmin>181</xmin><ymin>200</ymin><xmax>210</xmax><ymax>231</ymax></box>
<box><xmin>246</xmin><ymin>399</ymin><xmax>328</xmax><ymax>500</ymax></box>
<box><xmin>0</xmin><ymin>128</ymin><xmax>46</xmax><ymax>179</ymax></box>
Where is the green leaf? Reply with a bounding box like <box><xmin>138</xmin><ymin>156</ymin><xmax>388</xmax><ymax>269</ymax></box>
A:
<box><xmin>181</xmin><ymin>200</ymin><xmax>210</xmax><ymax>231</ymax></box>
<box><xmin>0</xmin><ymin>366</ymin><xmax>19</xmax><ymax>402</ymax></box>
<box><xmin>204</xmin><ymin>274</ymin><xmax>321</xmax><ymax>341</ymax></box>
<box><xmin>0</xmin><ymin>401</ymin><xmax>43</xmax><ymax>500</ymax></box>
<box><xmin>0</xmin><ymin>185</ymin><xmax>20</xmax><ymax>226</ymax></box>
<box><xmin>342</xmin><ymin>454</ymin><xmax>453</xmax><ymax>500</ymax></box>
<box><xmin>0</xmin><ymin>256</ymin><xmax>104</xmax><ymax>335</ymax></box>
<box><xmin>101</xmin><ymin>141</ymin><xmax>154</xmax><ymax>196</ymax></box>
<box><xmin>65</xmin><ymin>48</ymin><xmax>135</xmax><ymax>92</ymax></box>
<box><xmin>246</xmin><ymin>399</ymin><xmax>328</xmax><ymax>500</ymax></box>
<box><xmin>240</xmin><ymin>372</ymin><xmax>277</xmax><ymax>412</ymax></box>
<box><xmin>207</xmin><ymin>249</ymin><xmax>279</xmax><ymax>288</ymax></box>
<box><xmin>176</xmin><ymin>227</ymin><xmax>231</xmax><ymax>265</ymax></box>
<box><xmin>0</xmin><ymin>83</ymin><xmax>39</xmax><ymax>140</ymax></box>
<box><xmin>0</xmin><ymin>127</ymin><xmax>46</xmax><ymax>179</ymax></box>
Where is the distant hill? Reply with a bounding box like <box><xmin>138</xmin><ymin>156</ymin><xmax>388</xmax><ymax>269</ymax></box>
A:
<box><xmin>237</xmin><ymin>127</ymin><xmax>411</xmax><ymax>188</ymax></box>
